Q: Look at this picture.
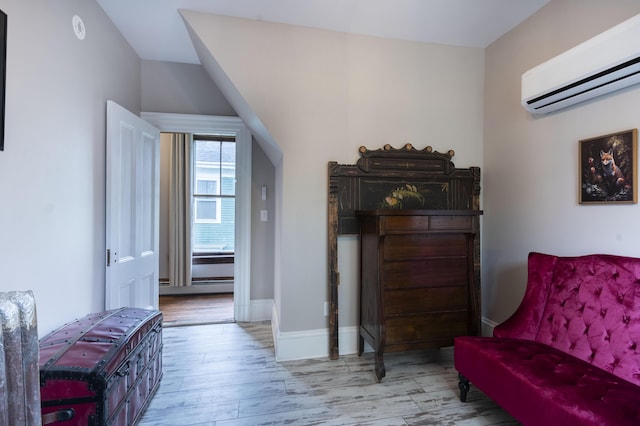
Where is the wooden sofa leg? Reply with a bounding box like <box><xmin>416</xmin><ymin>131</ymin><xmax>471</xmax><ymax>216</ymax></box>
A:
<box><xmin>458</xmin><ymin>373</ymin><xmax>470</xmax><ymax>402</ymax></box>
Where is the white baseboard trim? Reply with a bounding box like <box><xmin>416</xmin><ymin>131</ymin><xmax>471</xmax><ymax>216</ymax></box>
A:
<box><xmin>270</xmin><ymin>303</ymin><xmax>370</xmax><ymax>361</ymax></box>
<box><xmin>274</xmin><ymin>327</ymin><xmax>331</xmax><ymax>361</ymax></box>
<box><xmin>272</xmin><ymin>324</ymin><xmax>374</xmax><ymax>361</ymax></box>
<box><xmin>481</xmin><ymin>316</ymin><xmax>500</xmax><ymax>336</ymax></box>
<box><xmin>270</xmin><ymin>312</ymin><xmax>502</xmax><ymax>362</ymax></box>
<box><xmin>271</xmin><ymin>304</ymin><xmax>280</xmax><ymax>357</ymax></box>
<box><xmin>159</xmin><ymin>283</ymin><xmax>234</xmax><ymax>295</ymax></box>
<box><xmin>250</xmin><ymin>299</ymin><xmax>273</xmax><ymax>322</ymax></box>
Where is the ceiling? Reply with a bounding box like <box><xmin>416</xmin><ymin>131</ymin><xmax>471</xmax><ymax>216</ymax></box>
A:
<box><xmin>96</xmin><ymin>0</ymin><xmax>551</xmax><ymax>65</ymax></box>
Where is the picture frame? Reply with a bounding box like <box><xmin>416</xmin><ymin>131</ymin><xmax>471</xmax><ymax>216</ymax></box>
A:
<box><xmin>579</xmin><ymin>129</ymin><xmax>638</xmax><ymax>204</ymax></box>
<box><xmin>0</xmin><ymin>10</ymin><xmax>6</xmax><ymax>151</ymax></box>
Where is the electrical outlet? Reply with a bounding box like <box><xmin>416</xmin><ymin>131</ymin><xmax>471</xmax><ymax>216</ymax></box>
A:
<box><xmin>260</xmin><ymin>210</ymin><xmax>268</xmax><ymax>222</ymax></box>
<box><xmin>323</xmin><ymin>302</ymin><xmax>329</xmax><ymax>316</ymax></box>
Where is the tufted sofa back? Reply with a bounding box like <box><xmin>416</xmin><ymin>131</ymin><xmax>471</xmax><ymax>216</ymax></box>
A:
<box><xmin>495</xmin><ymin>252</ymin><xmax>640</xmax><ymax>386</ymax></box>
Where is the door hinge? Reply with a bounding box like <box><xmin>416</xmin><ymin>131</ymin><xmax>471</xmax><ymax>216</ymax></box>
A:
<box><xmin>106</xmin><ymin>249</ymin><xmax>111</xmax><ymax>267</ymax></box>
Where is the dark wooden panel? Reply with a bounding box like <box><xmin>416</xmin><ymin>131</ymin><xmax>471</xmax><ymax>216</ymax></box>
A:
<box><xmin>384</xmin><ymin>338</ymin><xmax>456</xmax><ymax>353</ymax></box>
<box><xmin>382</xmin><ymin>214</ymin><xmax>474</xmax><ymax>233</ymax></box>
<box><xmin>385</xmin><ymin>311</ymin><xmax>469</xmax><ymax>344</ymax></box>
<box><xmin>382</xmin><ymin>257</ymin><xmax>468</xmax><ymax>289</ymax></box>
<box><xmin>328</xmin><ymin>145</ymin><xmax>481</xmax><ymax>236</ymax></box>
<box><xmin>382</xmin><ymin>234</ymin><xmax>467</xmax><ymax>260</ymax></box>
<box><xmin>383</xmin><ymin>215</ymin><xmax>431</xmax><ymax>232</ymax></box>
<box><xmin>384</xmin><ymin>287</ymin><xmax>468</xmax><ymax>315</ymax></box>
<box><xmin>428</xmin><ymin>215</ymin><xmax>473</xmax><ymax>231</ymax></box>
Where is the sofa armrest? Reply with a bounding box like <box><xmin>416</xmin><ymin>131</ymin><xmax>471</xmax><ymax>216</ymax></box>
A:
<box><xmin>493</xmin><ymin>252</ymin><xmax>556</xmax><ymax>339</ymax></box>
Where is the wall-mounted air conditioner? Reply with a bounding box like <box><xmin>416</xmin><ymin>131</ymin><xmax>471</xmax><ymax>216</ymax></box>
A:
<box><xmin>521</xmin><ymin>13</ymin><xmax>640</xmax><ymax>114</ymax></box>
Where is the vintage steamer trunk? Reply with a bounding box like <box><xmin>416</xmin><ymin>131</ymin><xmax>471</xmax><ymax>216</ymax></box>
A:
<box><xmin>39</xmin><ymin>307</ymin><xmax>163</xmax><ymax>425</ymax></box>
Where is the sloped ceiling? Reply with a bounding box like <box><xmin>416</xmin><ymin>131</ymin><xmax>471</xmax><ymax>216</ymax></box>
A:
<box><xmin>97</xmin><ymin>0</ymin><xmax>551</xmax><ymax>64</ymax></box>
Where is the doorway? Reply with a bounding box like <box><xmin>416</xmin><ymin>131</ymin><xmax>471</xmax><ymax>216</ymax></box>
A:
<box><xmin>158</xmin><ymin>133</ymin><xmax>237</xmax><ymax>326</ymax></box>
<box><xmin>142</xmin><ymin>112</ymin><xmax>252</xmax><ymax>322</ymax></box>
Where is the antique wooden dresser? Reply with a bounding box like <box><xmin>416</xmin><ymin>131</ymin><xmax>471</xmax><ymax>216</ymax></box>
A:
<box><xmin>328</xmin><ymin>144</ymin><xmax>481</xmax><ymax>366</ymax></box>
<box><xmin>357</xmin><ymin>209</ymin><xmax>481</xmax><ymax>382</ymax></box>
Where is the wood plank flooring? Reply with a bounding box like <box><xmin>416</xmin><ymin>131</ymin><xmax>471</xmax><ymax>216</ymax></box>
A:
<box><xmin>140</xmin><ymin>322</ymin><xmax>519</xmax><ymax>425</ymax></box>
<box><xmin>159</xmin><ymin>294</ymin><xmax>234</xmax><ymax>327</ymax></box>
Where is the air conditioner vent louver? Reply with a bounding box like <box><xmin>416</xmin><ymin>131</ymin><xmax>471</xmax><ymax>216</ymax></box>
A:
<box><xmin>522</xmin><ymin>13</ymin><xmax>640</xmax><ymax>114</ymax></box>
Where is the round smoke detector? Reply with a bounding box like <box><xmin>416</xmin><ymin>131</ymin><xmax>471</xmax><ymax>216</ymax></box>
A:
<box><xmin>72</xmin><ymin>15</ymin><xmax>86</xmax><ymax>40</ymax></box>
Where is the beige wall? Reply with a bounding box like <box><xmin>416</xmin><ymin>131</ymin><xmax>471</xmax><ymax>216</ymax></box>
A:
<box><xmin>182</xmin><ymin>12</ymin><xmax>486</xmax><ymax>337</ymax></box>
<box><xmin>483</xmin><ymin>0</ymin><xmax>640</xmax><ymax>324</ymax></box>
<box><xmin>0</xmin><ymin>0</ymin><xmax>141</xmax><ymax>335</ymax></box>
<box><xmin>251</xmin><ymin>138</ymin><xmax>275</xmax><ymax>300</ymax></box>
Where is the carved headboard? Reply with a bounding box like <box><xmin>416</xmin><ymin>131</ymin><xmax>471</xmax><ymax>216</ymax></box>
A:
<box><xmin>327</xmin><ymin>144</ymin><xmax>481</xmax><ymax>359</ymax></box>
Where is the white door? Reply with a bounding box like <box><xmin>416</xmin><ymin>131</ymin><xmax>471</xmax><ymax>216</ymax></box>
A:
<box><xmin>106</xmin><ymin>101</ymin><xmax>160</xmax><ymax>310</ymax></box>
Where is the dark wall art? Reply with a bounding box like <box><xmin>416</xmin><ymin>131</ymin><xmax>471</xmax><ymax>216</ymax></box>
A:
<box><xmin>579</xmin><ymin>129</ymin><xmax>638</xmax><ymax>204</ymax></box>
<box><xmin>0</xmin><ymin>10</ymin><xmax>6</xmax><ymax>151</ymax></box>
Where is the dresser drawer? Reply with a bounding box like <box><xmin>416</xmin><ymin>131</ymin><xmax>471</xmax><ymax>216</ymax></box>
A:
<box><xmin>382</xmin><ymin>257</ymin><xmax>468</xmax><ymax>289</ymax></box>
<box><xmin>382</xmin><ymin>214</ymin><xmax>473</xmax><ymax>233</ymax></box>
<box><xmin>384</xmin><ymin>287</ymin><xmax>468</xmax><ymax>315</ymax></box>
<box><xmin>382</xmin><ymin>215</ymin><xmax>430</xmax><ymax>232</ymax></box>
<box><xmin>428</xmin><ymin>215</ymin><xmax>473</xmax><ymax>231</ymax></box>
<box><xmin>385</xmin><ymin>311</ymin><xmax>468</xmax><ymax>345</ymax></box>
<box><xmin>383</xmin><ymin>233</ymin><xmax>467</xmax><ymax>260</ymax></box>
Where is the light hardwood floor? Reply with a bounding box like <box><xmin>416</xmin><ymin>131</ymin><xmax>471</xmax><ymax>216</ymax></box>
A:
<box><xmin>139</xmin><ymin>322</ymin><xmax>518</xmax><ymax>426</ymax></box>
<box><xmin>159</xmin><ymin>294</ymin><xmax>234</xmax><ymax>327</ymax></box>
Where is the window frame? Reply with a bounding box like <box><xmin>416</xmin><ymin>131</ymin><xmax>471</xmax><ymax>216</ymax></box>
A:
<box><xmin>194</xmin><ymin>177</ymin><xmax>221</xmax><ymax>224</ymax></box>
<box><xmin>192</xmin><ymin>135</ymin><xmax>236</xmax><ymax>252</ymax></box>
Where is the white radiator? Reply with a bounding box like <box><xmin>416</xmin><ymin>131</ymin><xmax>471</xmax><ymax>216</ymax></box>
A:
<box><xmin>0</xmin><ymin>291</ymin><xmax>41</xmax><ymax>426</ymax></box>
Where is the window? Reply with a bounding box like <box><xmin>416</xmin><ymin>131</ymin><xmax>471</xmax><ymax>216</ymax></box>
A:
<box><xmin>195</xmin><ymin>197</ymin><xmax>218</xmax><ymax>222</ymax></box>
<box><xmin>192</xmin><ymin>136</ymin><xmax>236</xmax><ymax>253</ymax></box>
<box><xmin>194</xmin><ymin>178</ymin><xmax>220</xmax><ymax>223</ymax></box>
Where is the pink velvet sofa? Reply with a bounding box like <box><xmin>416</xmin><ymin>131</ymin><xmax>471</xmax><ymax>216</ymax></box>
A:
<box><xmin>454</xmin><ymin>252</ymin><xmax>640</xmax><ymax>425</ymax></box>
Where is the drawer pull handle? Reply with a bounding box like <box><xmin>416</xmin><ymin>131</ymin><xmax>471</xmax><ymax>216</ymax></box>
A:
<box><xmin>42</xmin><ymin>408</ymin><xmax>75</xmax><ymax>424</ymax></box>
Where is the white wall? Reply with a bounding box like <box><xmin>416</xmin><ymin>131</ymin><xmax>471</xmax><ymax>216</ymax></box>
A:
<box><xmin>141</xmin><ymin>60</ymin><xmax>236</xmax><ymax>116</ymax></box>
<box><xmin>180</xmin><ymin>12</ymin><xmax>485</xmax><ymax>350</ymax></box>
<box><xmin>483</xmin><ymin>0</ymin><xmax>640</xmax><ymax>324</ymax></box>
<box><xmin>0</xmin><ymin>0</ymin><xmax>141</xmax><ymax>335</ymax></box>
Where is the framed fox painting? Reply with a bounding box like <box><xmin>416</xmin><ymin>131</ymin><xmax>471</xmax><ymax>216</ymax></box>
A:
<box><xmin>579</xmin><ymin>129</ymin><xmax>637</xmax><ymax>204</ymax></box>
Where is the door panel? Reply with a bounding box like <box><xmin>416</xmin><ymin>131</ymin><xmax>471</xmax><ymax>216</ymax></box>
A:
<box><xmin>106</xmin><ymin>101</ymin><xmax>160</xmax><ymax>310</ymax></box>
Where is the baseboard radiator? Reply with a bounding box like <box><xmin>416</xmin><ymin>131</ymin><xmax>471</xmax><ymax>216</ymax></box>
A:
<box><xmin>0</xmin><ymin>291</ymin><xmax>41</xmax><ymax>425</ymax></box>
